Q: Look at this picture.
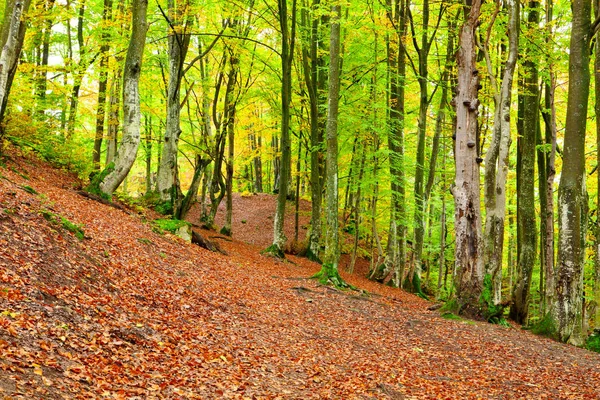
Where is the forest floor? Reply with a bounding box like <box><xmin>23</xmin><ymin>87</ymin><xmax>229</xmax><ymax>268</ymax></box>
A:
<box><xmin>0</xmin><ymin>150</ymin><xmax>599</xmax><ymax>399</ymax></box>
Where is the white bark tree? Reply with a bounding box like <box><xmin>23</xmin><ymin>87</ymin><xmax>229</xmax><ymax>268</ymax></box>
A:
<box><xmin>90</xmin><ymin>0</ymin><xmax>148</xmax><ymax>197</ymax></box>
<box><xmin>0</xmin><ymin>0</ymin><xmax>32</xmax><ymax>126</ymax></box>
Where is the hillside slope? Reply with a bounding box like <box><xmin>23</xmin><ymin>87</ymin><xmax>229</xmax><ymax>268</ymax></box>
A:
<box><xmin>1</xmin><ymin>152</ymin><xmax>599</xmax><ymax>399</ymax></box>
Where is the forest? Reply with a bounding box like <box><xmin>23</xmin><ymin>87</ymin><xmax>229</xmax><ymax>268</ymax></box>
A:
<box><xmin>1</xmin><ymin>0</ymin><xmax>600</xmax><ymax>353</ymax></box>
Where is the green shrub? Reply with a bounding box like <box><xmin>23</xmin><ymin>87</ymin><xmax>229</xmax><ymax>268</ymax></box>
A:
<box><xmin>152</xmin><ymin>218</ymin><xmax>190</xmax><ymax>234</ymax></box>
<box><xmin>585</xmin><ymin>333</ymin><xmax>600</xmax><ymax>353</ymax></box>
<box><xmin>531</xmin><ymin>313</ymin><xmax>557</xmax><ymax>338</ymax></box>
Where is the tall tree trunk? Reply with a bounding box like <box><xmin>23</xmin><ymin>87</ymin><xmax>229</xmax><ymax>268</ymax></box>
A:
<box><xmin>595</xmin><ymin>0</ymin><xmax>600</xmax><ymax>331</ymax></box>
<box><xmin>511</xmin><ymin>0</ymin><xmax>539</xmax><ymax>325</ymax></box>
<box><xmin>105</xmin><ymin>67</ymin><xmax>122</xmax><ymax>165</ymax></box>
<box><xmin>314</xmin><ymin>1</ymin><xmax>343</xmax><ymax>284</ymax></box>
<box><xmin>65</xmin><ymin>0</ymin><xmax>88</xmax><ymax>140</ymax></box>
<box><xmin>452</xmin><ymin>0</ymin><xmax>484</xmax><ymax>315</ymax></box>
<box><xmin>144</xmin><ymin>113</ymin><xmax>153</xmax><ymax>194</ymax></box>
<box><xmin>268</xmin><ymin>0</ymin><xmax>296</xmax><ymax>256</ymax></box>
<box><xmin>157</xmin><ymin>0</ymin><xmax>193</xmax><ymax>205</ymax></box>
<box><xmin>482</xmin><ymin>0</ymin><xmax>518</xmax><ymax>311</ymax></box>
<box><xmin>91</xmin><ymin>0</ymin><xmax>149</xmax><ymax>197</ymax></box>
<box><xmin>540</xmin><ymin>0</ymin><xmax>557</xmax><ymax>317</ymax></box>
<box><xmin>0</xmin><ymin>0</ymin><xmax>32</xmax><ymax>127</ymax></box>
<box><xmin>553</xmin><ymin>0</ymin><xmax>591</xmax><ymax>345</ymax></box>
<box><xmin>222</xmin><ymin>107</ymin><xmax>236</xmax><ymax>236</ymax></box>
<box><xmin>92</xmin><ymin>0</ymin><xmax>113</xmax><ymax>169</ymax></box>
<box><xmin>300</xmin><ymin>0</ymin><xmax>325</xmax><ymax>261</ymax></box>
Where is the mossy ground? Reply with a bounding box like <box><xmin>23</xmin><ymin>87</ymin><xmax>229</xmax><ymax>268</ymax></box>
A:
<box><xmin>152</xmin><ymin>218</ymin><xmax>190</xmax><ymax>235</ymax></box>
<box><xmin>41</xmin><ymin>209</ymin><xmax>85</xmax><ymax>240</ymax></box>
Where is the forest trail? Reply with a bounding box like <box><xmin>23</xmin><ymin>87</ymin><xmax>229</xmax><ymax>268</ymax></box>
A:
<box><xmin>0</xmin><ymin>152</ymin><xmax>599</xmax><ymax>399</ymax></box>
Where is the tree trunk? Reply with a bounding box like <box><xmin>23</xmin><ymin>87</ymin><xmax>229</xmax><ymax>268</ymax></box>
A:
<box><xmin>314</xmin><ymin>1</ymin><xmax>343</xmax><ymax>284</ymax></box>
<box><xmin>157</xmin><ymin>0</ymin><xmax>193</xmax><ymax>204</ymax></box>
<box><xmin>595</xmin><ymin>0</ymin><xmax>600</xmax><ymax>331</ymax></box>
<box><xmin>92</xmin><ymin>0</ymin><xmax>113</xmax><ymax>169</ymax></box>
<box><xmin>511</xmin><ymin>0</ymin><xmax>538</xmax><ymax>325</ymax></box>
<box><xmin>482</xmin><ymin>0</ymin><xmax>518</xmax><ymax>311</ymax></box>
<box><xmin>540</xmin><ymin>0</ymin><xmax>557</xmax><ymax>317</ymax></box>
<box><xmin>268</xmin><ymin>0</ymin><xmax>296</xmax><ymax>256</ymax></box>
<box><xmin>92</xmin><ymin>0</ymin><xmax>149</xmax><ymax>197</ymax></box>
<box><xmin>0</xmin><ymin>0</ymin><xmax>32</xmax><ymax>126</ymax></box>
<box><xmin>553</xmin><ymin>0</ymin><xmax>591</xmax><ymax>345</ymax></box>
<box><xmin>452</xmin><ymin>0</ymin><xmax>484</xmax><ymax>315</ymax></box>
<box><xmin>222</xmin><ymin>107</ymin><xmax>236</xmax><ymax>236</ymax></box>
<box><xmin>300</xmin><ymin>0</ymin><xmax>325</xmax><ymax>261</ymax></box>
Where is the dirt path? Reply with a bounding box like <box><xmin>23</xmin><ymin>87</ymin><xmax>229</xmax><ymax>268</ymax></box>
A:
<box><xmin>0</xmin><ymin>153</ymin><xmax>598</xmax><ymax>399</ymax></box>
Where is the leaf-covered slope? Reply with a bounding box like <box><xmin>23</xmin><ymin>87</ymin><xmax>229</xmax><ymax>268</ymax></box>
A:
<box><xmin>1</xmin><ymin>153</ymin><xmax>599</xmax><ymax>399</ymax></box>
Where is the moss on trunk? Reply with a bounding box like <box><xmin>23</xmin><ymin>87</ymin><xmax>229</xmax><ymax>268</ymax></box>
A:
<box><xmin>312</xmin><ymin>263</ymin><xmax>354</xmax><ymax>290</ymax></box>
<box><xmin>86</xmin><ymin>162</ymin><xmax>114</xmax><ymax>201</ymax></box>
<box><xmin>261</xmin><ymin>244</ymin><xmax>285</xmax><ymax>259</ymax></box>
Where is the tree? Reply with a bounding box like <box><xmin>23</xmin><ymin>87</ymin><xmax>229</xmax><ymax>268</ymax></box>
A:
<box><xmin>553</xmin><ymin>0</ymin><xmax>591</xmax><ymax>345</ymax></box>
<box><xmin>89</xmin><ymin>0</ymin><xmax>148</xmax><ymax>197</ymax></box>
<box><xmin>92</xmin><ymin>0</ymin><xmax>113</xmax><ymax>169</ymax></box>
<box><xmin>452</xmin><ymin>0</ymin><xmax>484</xmax><ymax>316</ymax></box>
<box><xmin>510</xmin><ymin>0</ymin><xmax>539</xmax><ymax>325</ymax></box>
<box><xmin>0</xmin><ymin>0</ymin><xmax>32</xmax><ymax>129</ymax></box>
<box><xmin>156</xmin><ymin>0</ymin><xmax>193</xmax><ymax>208</ymax></box>
<box><xmin>265</xmin><ymin>0</ymin><xmax>297</xmax><ymax>257</ymax></box>
<box><xmin>482</xmin><ymin>0</ymin><xmax>519</xmax><ymax>310</ymax></box>
<box><xmin>313</xmin><ymin>1</ymin><xmax>345</xmax><ymax>286</ymax></box>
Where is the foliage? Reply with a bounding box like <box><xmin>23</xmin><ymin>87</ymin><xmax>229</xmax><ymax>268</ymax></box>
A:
<box><xmin>531</xmin><ymin>313</ymin><xmax>557</xmax><ymax>338</ymax></box>
<box><xmin>585</xmin><ymin>332</ymin><xmax>600</xmax><ymax>353</ymax></box>
<box><xmin>151</xmin><ymin>218</ymin><xmax>190</xmax><ymax>235</ymax></box>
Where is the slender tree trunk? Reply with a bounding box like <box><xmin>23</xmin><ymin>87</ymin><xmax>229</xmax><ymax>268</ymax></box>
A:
<box><xmin>540</xmin><ymin>0</ymin><xmax>557</xmax><ymax>316</ymax></box>
<box><xmin>349</xmin><ymin>145</ymin><xmax>366</xmax><ymax>274</ymax></box>
<box><xmin>511</xmin><ymin>0</ymin><xmax>539</xmax><ymax>325</ymax></box>
<box><xmin>452</xmin><ymin>0</ymin><xmax>484</xmax><ymax>315</ymax></box>
<box><xmin>315</xmin><ymin>1</ymin><xmax>343</xmax><ymax>283</ymax></box>
<box><xmin>66</xmin><ymin>0</ymin><xmax>87</xmax><ymax>140</ymax></box>
<box><xmin>482</xmin><ymin>0</ymin><xmax>518</xmax><ymax>310</ymax></box>
<box><xmin>595</xmin><ymin>0</ymin><xmax>600</xmax><ymax>331</ymax></box>
<box><xmin>157</xmin><ymin>0</ymin><xmax>193</xmax><ymax>205</ymax></box>
<box><xmin>144</xmin><ymin>113</ymin><xmax>153</xmax><ymax>194</ymax></box>
<box><xmin>222</xmin><ymin>107</ymin><xmax>236</xmax><ymax>236</ymax></box>
<box><xmin>269</xmin><ymin>0</ymin><xmax>296</xmax><ymax>256</ymax></box>
<box><xmin>553</xmin><ymin>0</ymin><xmax>591</xmax><ymax>345</ymax></box>
<box><xmin>0</xmin><ymin>0</ymin><xmax>32</xmax><ymax>127</ymax></box>
<box><xmin>301</xmin><ymin>0</ymin><xmax>325</xmax><ymax>261</ymax></box>
<box><xmin>92</xmin><ymin>0</ymin><xmax>149</xmax><ymax>196</ymax></box>
<box><xmin>93</xmin><ymin>0</ymin><xmax>113</xmax><ymax>169</ymax></box>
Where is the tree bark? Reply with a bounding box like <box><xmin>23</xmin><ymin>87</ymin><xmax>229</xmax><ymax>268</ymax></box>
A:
<box><xmin>510</xmin><ymin>0</ymin><xmax>538</xmax><ymax>325</ymax></box>
<box><xmin>0</xmin><ymin>0</ymin><xmax>32</xmax><ymax>127</ymax></box>
<box><xmin>92</xmin><ymin>0</ymin><xmax>113</xmax><ymax>169</ymax></box>
<box><xmin>157</xmin><ymin>0</ymin><xmax>193</xmax><ymax>204</ymax></box>
<box><xmin>269</xmin><ymin>0</ymin><xmax>296</xmax><ymax>256</ymax></box>
<box><xmin>553</xmin><ymin>0</ymin><xmax>591</xmax><ymax>345</ymax></box>
<box><xmin>452</xmin><ymin>0</ymin><xmax>484</xmax><ymax>315</ymax></box>
<box><xmin>316</xmin><ymin>1</ymin><xmax>342</xmax><ymax>281</ymax></box>
<box><xmin>93</xmin><ymin>0</ymin><xmax>148</xmax><ymax>196</ymax></box>
<box><xmin>482</xmin><ymin>0</ymin><xmax>518</xmax><ymax>309</ymax></box>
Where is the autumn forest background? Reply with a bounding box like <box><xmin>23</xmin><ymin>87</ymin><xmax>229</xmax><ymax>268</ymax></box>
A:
<box><xmin>2</xmin><ymin>0</ymin><xmax>600</xmax><ymax>395</ymax></box>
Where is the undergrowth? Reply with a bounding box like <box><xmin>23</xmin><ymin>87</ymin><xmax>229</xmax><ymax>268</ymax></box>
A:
<box><xmin>41</xmin><ymin>209</ymin><xmax>85</xmax><ymax>240</ymax></box>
